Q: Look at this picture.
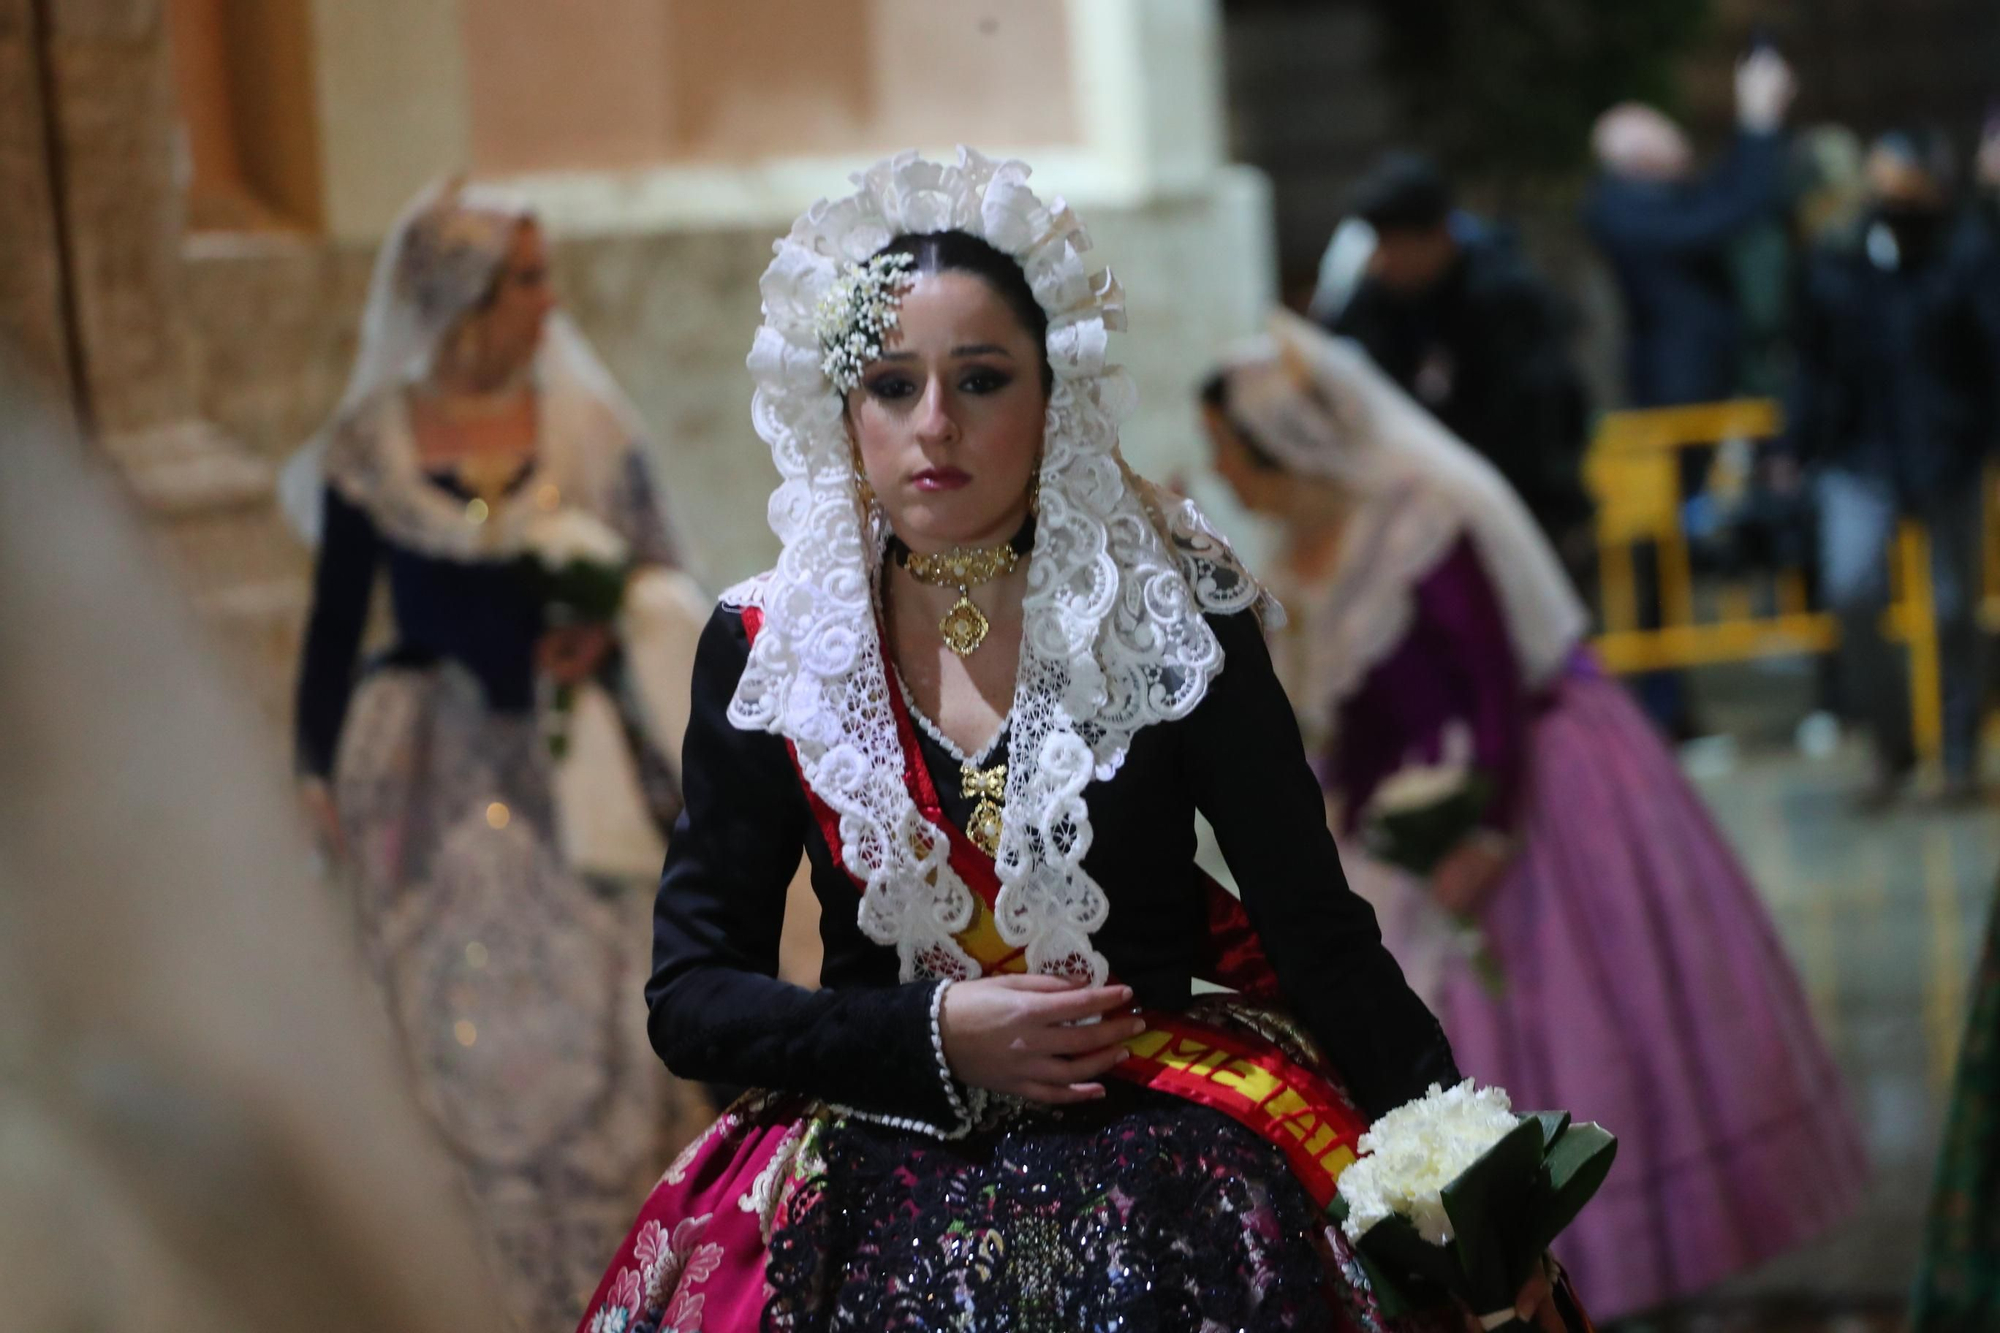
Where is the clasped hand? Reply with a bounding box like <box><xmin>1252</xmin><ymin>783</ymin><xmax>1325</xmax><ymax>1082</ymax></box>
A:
<box><xmin>937</xmin><ymin>974</ymin><xmax>1145</xmax><ymax>1104</ymax></box>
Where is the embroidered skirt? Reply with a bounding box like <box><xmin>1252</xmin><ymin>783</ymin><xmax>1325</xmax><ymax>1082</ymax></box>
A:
<box><xmin>576</xmin><ymin>1086</ymin><xmax>1459</xmax><ymax>1333</ymax></box>
<box><xmin>335</xmin><ymin>664</ymin><xmax>698</xmax><ymax>1328</ymax></box>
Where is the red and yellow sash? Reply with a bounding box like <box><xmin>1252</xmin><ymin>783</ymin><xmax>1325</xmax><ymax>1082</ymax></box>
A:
<box><xmin>742</xmin><ymin>606</ymin><xmax>1367</xmax><ymax>1209</ymax></box>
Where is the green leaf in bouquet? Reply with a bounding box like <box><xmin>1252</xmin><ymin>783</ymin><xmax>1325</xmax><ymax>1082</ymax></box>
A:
<box><xmin>1349</xmin><ymin>1245</ymin><xmax>1427</xmax><ymax>1318</ymax></box>
<box><xmin>1439</xmin><ymin>1115</ymin><xmax>1548</xmax><ymax>1310</ymax></box>
<box><xmin>1365</xmin><ymin>772</ymin><xmax>1494</xmax><ymax>876</ymax></box>
<box><xmin>1327</xmin><ymin>1205</ymin><xmax>1428</xmax><ymax>1318</ymax></box>
<box><xmin>1354</xmin><ymin>1213</ymin><xmax>1463</xmax><ymax>1299</ymax></box>
<box><xmin>1532</xmin><ymin>1110</ymin><xmax>1571</xmax><ymax>1149</ymax></box>
<box><xmin>1528</xmin><ymin>1121</ymin><xmax>1618</xmax><ymax>1250</ymax></box>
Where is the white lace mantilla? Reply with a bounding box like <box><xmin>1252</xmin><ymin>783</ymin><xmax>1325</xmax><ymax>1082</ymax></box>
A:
<box><xmin>727</xmin><ymin>148</ymin><xmax>1273</xmax><ymax>986</ymax></box>
<box><xmin>1283</xmin><ymin>481</ymin><xmax>1461</xmax><ymax>749</ymax></box>
<box><xmin>315</xmin><ymin>337</ymin><xmax>656</xmax><ymax>565</ymax></box>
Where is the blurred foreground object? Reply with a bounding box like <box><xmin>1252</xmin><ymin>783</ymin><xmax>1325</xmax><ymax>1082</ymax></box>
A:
<box><xmin>1910</xmin><ymin>879</ymin><xmax>2000</xmax><ymax>1330</ymax></box>
<box><xmin>0</xmin><ymin>374</ymin><xmax>512</xmax><ymax>1333</ymax></box>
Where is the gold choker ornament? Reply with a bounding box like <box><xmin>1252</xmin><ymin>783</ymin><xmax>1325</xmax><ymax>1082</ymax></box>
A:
<box><xmin>900</xmin><ymin>541</ymin><xmax>1021</xmax><ymax>656</ymax></box>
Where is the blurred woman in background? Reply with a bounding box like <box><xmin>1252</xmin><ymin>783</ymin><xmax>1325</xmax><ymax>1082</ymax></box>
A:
<box><xmin>284</xmin><ymin>180</ymin><xmax>706</xmax><ymax>1327</ymax></box>
<box><xmin>1201</xmin><ymin>312</ymin><xmax>1865</xmax><ymax>1321</ymax></box>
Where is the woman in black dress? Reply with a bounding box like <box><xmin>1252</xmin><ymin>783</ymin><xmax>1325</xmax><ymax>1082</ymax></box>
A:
<box><xmin>576</xmin><ymin>150</ymin><xmax>1570</xmax><ymax>1333</ymax></box>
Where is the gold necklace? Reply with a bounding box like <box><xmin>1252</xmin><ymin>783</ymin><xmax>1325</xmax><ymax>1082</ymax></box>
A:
<box><xmin>900</xmin><ymin>541</ymin><xmax>1021</xmax><ymax>656</ymax></box>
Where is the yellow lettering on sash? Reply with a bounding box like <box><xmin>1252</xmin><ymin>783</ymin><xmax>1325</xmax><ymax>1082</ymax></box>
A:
<box><xmin>1281</xmin><ymin>1110</ymin><xmax>1320</xmax><ymax>1143</ymax></box>
<box><xmin>1318</xmin><ymin>1145</ymin><xmax>1358</xmax><ymax>1177</ymax></box>
<box><xmin>1162</xmin><ymin>1037</ymin><xmax>1224</xmax><ymax>1079</ymax></box>
<box><xmin>1210</xmin><ymin>1058</ymin><xmax>1283</xmax><ymax>1105</ymax></box>
<box><xmin>1184</xmin><ymin>1042</ymin><xmax>1228</xmax><ymax>1079</ymax></box>
<box><xmin>1124</xmin><ymin>1029</ymin><xmax>1173</xmax><ymax>1060</ymax></box>
<box><xmin>1302</xmin><ymin>1122</ymin><xmax>1338</xmax><ymax>1157</ymax></box>
<box><xmin>1264</xmin><ymin>1089</ymin><xmax>1310</xmax><ymax>1126</ymax></box>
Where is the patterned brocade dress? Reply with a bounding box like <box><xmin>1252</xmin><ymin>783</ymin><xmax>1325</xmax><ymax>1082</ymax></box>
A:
<box><xmin>296</xmin><ymin>388</ymin><xmax>703</xmax><ymax>1327</ymax></box>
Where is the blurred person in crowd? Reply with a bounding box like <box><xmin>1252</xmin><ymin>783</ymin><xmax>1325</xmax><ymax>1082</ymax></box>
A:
<box><xmin>0</xmin><ymin>378</ymin><xmax>509</xmax><ymax>1333</ymax></box>
<box><xmin>1586</xmin><ymin>48</ymin><xmax>1796</xmax><ymax>741</ymax></box>
<box><xmin>284</xmin><ymin>180</ymin><xmax>709</xmax><ymax>1325</ymax></box>
<box><xmin>1587</xmin><ymin>48</ymin><xmax>1796</xmax><ymax>408</ymax></box>
<box><xmin>1790</xmin><ymin>128</ymin><xmax>2000</xmax><ymax>806</ymax></box>
<box><xmin>1794</xmin><ymin>125</ymin><xmax>1871</xmax><ymax>249</ymax></box>
<box><xmin>1911</xmin><ymin>873</ymin><xmax>2000</xmax><ymax>1331</ymax></box>
<box><xmin>1328</xmin><ymin>152</ymin><xmax>1594</xmax><ymax>575</ymax></box>
<box><xmin>1700</xmin><ymin>126</ymin><xmax>1868</xmax><ymax>695</ymax></box>
<box><xmin>1203</xmin><ymin>313</ymin><xmax>1863</xmax><ymax>1322</ymax></box>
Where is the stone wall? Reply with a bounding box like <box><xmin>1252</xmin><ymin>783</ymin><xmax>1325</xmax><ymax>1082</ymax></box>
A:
<box><xmin>182</xmin><ymin>165</ymin><xmax>1280</xmax><ymax>592</ymax></box>
<box><xmin>0</xmin><ymin>0</ymin><xmax>73</xmax><ymax>403</ymax></box>
<box><xmin>15</xmin><ymin>0</ymin><xmax>1279</xmax><ymax>728</ymax></box>
<box><xmin>1</xmin><ymin>0</ymin><xmax>306</xmax><ymax>729</ymax></box>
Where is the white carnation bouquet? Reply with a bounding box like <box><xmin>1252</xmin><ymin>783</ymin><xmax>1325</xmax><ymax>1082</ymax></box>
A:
<box><xmin>1359</xmin><ymin>722</ymin><xmax>1505</xmax><ymax>992</ymax></box>
<box><xmin>519</xmin><ymin>508</ymin><xmax>632</xmax><ymax>758</ymax></box>
<box><xmin>1334</xmin><ymin>1081</ymin><xmax>1616</xmax><ymax>1328</ymax></box>
<box><xmin>1359</xmin><ymin>722</ymin><xmax>1490</xmax><ymax>875</ymax></box>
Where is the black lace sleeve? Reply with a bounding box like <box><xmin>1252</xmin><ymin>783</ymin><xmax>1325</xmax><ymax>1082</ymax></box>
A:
<box><xmin>644</xmin><ymin>605</ymin><xmax>964</xmax><ymax>1129</ymax></box>
<box><xmin>294</xmin><ymin>486</ymin><xmax>382</xmax><ymax>778</ymax></box>
<box><xmin>1183</xmin><ymin>609</ymin><xmax>1461</xmax><ymax>1119</ymax></box>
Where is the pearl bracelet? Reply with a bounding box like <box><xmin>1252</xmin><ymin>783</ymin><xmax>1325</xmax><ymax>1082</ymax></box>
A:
<box><xmin>828</xmin><ymin>979</ymin><xmax>980</xmax><ymax>1140</ymax></box>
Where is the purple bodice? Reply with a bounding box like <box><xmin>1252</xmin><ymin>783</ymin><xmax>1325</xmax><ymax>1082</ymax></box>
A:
<box><xmin>1324</xmin><ymin>536</ymin><xmax>1535</xmax><ymax>834</ymax></box>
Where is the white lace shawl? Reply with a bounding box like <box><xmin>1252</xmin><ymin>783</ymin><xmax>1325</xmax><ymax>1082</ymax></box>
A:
<box><xmin>1220</xmin><ymin>312</ymin><xmax>1586</xmax><ymax>744</ymax></box>
<box><xmin>307</xmin><ymin>334</ymin><xmax>666</xmax><ymax>564</ymax></box>
<box><xmin>724</xmin><ymin>149</ymin><xmax>1273</xmax><ymax>987</ymax></box>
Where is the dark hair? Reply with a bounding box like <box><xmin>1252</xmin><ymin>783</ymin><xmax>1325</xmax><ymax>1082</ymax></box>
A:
<box><xmin>875</xmin><ymin>230</ymin><xmax>1054</xmax><ymax>392</ymax></box>
<box><xmin>1348</xmin><ymin>151</ymin><xmax>1454</xmax><ymax>234</ymax></box>
<box><xmin>1197</xmin><ymin>370</ymin><xmax>1283</xmax><ymax>473</ymax></box>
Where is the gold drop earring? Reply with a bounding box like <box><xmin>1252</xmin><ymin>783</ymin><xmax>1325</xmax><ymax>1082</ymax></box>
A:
<box><xmin>850</xmin><ymin>443</ymin><xmax>876</xmax><ymax>511</ymax></box>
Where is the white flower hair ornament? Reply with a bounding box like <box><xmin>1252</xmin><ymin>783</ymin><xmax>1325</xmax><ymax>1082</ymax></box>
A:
<box><xmin>725</xmin><ymin>148</ymin><xmax>1275</xmax><ymax>987</ymax></box>
<box><xmin>814</xmin><ymin>250</ymin><xmax>917</xmax><ymax>393</ymax></box>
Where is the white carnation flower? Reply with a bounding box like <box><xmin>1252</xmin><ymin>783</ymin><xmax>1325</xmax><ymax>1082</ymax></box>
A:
<box><xmin>525</xmin><ymin>508</ymin><xmax>629</xmax><ymax>568</ymax></box>
<box><xmin>1337</xmin><ymin>1079</ymin><xmax>1519</xmax><ymax>1245</ymax></box>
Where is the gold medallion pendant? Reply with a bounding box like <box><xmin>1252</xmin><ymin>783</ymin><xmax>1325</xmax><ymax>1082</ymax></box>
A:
<box><xmin>938</xmin><ymin>595</ymin><xmax>992</xmax><ymax>656</ymax></box>
<box><xmin>962</xmin><ymin>761</ymin><xmax>1007</xmax><ymax>856</ymax></box>
<box><xmin>901</xmin><ymin>540</ymin><xmax>1022</xmax><ymax>657</ymax></box>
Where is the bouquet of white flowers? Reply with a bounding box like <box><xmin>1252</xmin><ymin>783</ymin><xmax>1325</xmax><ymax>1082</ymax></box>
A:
<box><xmin>522</xmin><ymin>508</ymin><xmax>631</xmax><ymax>623</ymax></box>
<box><xmin>1360</xmin><ymin>722</ymin><xmax>1505</xmax><ymax>992</ymax></box>
<box><xmin>1333</xmin><ymin>1081</ymin><xmax>1616</xmax><ymax>1329</ymax></box>
<box><xmin>520</xmin><ymin>508</ymin><xmax>632</xmax><ymax>759</ymax></box>
<box><xmin>1359</xmin><ymin>722</ymin><xmax>1490</xmax><ymax>876</ymax></box>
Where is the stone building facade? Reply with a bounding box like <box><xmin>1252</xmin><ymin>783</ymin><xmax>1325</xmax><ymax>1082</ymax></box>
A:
<box><xmin>4</xmin><ymin>0</ymin><xmax>1277</xmax><ymax>726</ymax></box>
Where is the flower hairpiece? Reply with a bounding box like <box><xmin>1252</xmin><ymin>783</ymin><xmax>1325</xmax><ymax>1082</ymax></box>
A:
<box><xmin>814</xmin><ymin>251</ymin><xmax>918</xmax><ymax>393</ymax></box>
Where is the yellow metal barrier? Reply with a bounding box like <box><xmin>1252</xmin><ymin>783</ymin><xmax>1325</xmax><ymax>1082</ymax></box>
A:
<box><xmin>1585</xmin><ymin>398</ymin><xmax>1955</xmax><ymax>769</ymax></box>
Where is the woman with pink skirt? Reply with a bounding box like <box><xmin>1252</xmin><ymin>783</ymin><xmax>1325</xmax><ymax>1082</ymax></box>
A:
<box><xmin>1201</xmin><ymin>313</ymin><xmax>1866</xmax><ymax>1320</ymax></box>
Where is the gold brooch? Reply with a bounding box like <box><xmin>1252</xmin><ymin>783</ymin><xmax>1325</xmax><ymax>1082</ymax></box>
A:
<box><xmin>962</xmin><ymin>760</ymin><xmax>1007</xmax><ymax>856</ymax></box>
